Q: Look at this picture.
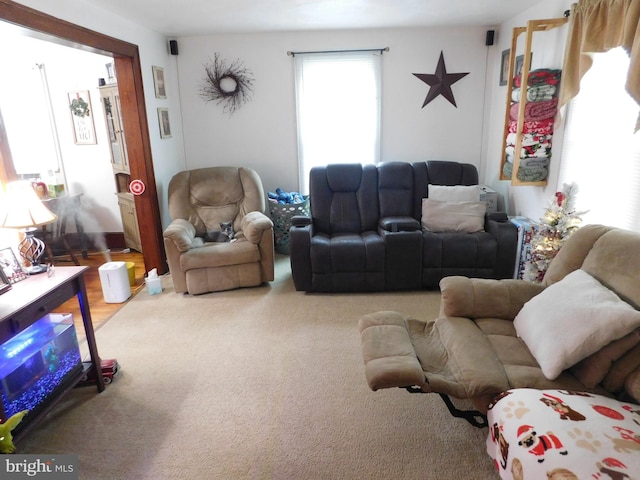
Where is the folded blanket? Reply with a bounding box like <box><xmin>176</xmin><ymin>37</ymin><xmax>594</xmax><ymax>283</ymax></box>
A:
<box><xmin>503</xmin><ymin>160</ymin><xmax>551</xmax><ymax>182</ymax></box>
<box><xmin>511</xmin><ymin>84</ymin><xmax>557</xmax><ymax>102</ymax></box>
<box><xmin>508</xmin><ymin>119</ymin><xmax>554</xmax><ymax>135</ymax></box>
<box><xmin>517</xmin><ymin>165</ymin><xmax>548</xmax><ymax>182</ymax></box>
<box><xmin>502</xmin><ymin>160</ymin><xmax>513</xmax><ymax>178</ymax></box>
<box><xmin>504</xmin><ymin>155</ymin><xmax>551</xmax><ymax>170</ymax></box>
<box><xmin>506</xmin><ymin>132</ymin><xmax>553</xmax><ymax>146</ymax></box>
<box><xmin>505</xmin><ymin>143</ymin><xmax>552</xmax><ymax>158</ymax></box>
<box><xmin>510</xmin><ymin>98</ymin><xmax>558</xmax><ymax>122</ymax></box>
<box><xmin>520</xmin><ymin>157</ymin><xmax>550</xmax><ymax>168</ymax></box>
<box><xmin>514</xmin><ymin>68</ymin><xmax>562</xmax><ymax>88</ymax></box>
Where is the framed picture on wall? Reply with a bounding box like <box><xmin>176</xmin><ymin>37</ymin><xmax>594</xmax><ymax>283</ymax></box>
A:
<box><xmin>500</xmin><ymin>49</ymin><xmax>510</xmax><ymax>86</ymax></box>
<box><xmin>0</xmin><ymin>247</ymin><xmax>27</xmax><ymax>284</ymax></box>
<box><xmin>157</xmin><ymin>108</ymin><xmax>172</xmax><ymax>139</ymax></box>
<box><xmin>68</xmin><ymin>90</ymin><xmax>97</xmax><ymax>145</ymax></box>
<box><xmin>0</xmin><ymin>267</ymin><xmax>11</xmax><ymax>295</ymax></box>
<box><xmin>514</xmin><ymin>54</ymin><xmax>532</xmax><ymax>79</ymax></box>
<box><xmin>105</xmin><ymin>62</ymin><xmax>116</xmax><ymax>83</ymax></box>
<box><xmin>152</xmin><ymin>66</ymin><xmax>167</xmax><ymax>99</ymax></box>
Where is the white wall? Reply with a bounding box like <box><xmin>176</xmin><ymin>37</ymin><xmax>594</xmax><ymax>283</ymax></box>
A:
<box><xmin>176</xmin><ymin>26</ymin><xmax>493</xmax><ymax>194</ymax></box>
<box><xmin>482</xmin><ymin>0</ymin><xmax>573</xmax><ymax>219</ymax></box>
<box><xmin>0</xmin><ymin>33</ymin><xmax>122</xmax><ymax>233</ymax></box>
<box><xmin>12</xmin><ymin>0</ymin><xmax>186</xmax><ymax>229</ymax></box>
<box><xmin>10</xmin><ymin>0</ymin><xmax>573</xmax><ymax>229</ymax></box>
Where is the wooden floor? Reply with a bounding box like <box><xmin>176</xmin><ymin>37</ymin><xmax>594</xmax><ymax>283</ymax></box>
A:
<box><xmin>51</xmin><ymin>249</ymin><xmax>147</xmax><ymax>339</ymax></box>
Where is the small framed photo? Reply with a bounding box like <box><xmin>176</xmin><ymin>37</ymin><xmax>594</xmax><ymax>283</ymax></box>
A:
<box><xmin>499</xmin><ymin>49</ymin><xmax>510</xmax><ymax>86</ymax></box>
<box><xmin>0</xmin><ymin>267</ymin><xmax>11</xmax><ymax>295</ymax></box>
<box><xmin>152</xmin><ymin>66</ymin><xmax>167</xmax><ymax>99</ymax></box>
<box><xmin>157</xmin><ymin>108</ymin><xmax>172</xmax><ymax>139</ymax></box>
<box><xmin>68</xmin><ymin>90</ymin><xmax>97</xmax><ymax>145</ymax></box>
<box><xmin>0</xmin><ymin>247</ymin><xmax>28</xmax><ymax>284</ymax></box>
<box><xmin>105</xmin><ymin>62</ymin><xmax>116</xmax><ymax>83</ymax></box>
<box><xmin>514</xmin><ymin>54</ymin><xmax>532</xmax><ymax>79</ymax></box>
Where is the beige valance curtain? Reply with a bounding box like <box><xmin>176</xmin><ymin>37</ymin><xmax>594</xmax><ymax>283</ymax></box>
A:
<box><xmin>559</xmin><ymin>0</ymin><xmax>640</xmax><ymax>131</ymax></box>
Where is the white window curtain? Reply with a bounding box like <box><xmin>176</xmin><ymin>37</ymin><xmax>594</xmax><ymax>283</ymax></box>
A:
<box><xmin>558</xmin><ymin>47</ymin><xmax>640</xmax><ymax>231</ymax></box>
<box><xmin>293</xmin><ymin>50</ymin><xmax>382</xmax><ymax>194</ymax></box>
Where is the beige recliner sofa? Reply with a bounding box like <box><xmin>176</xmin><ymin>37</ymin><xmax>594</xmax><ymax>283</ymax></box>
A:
<box><xmin>163</xmin><ymin>166</ymin><xmax>274</xmax><ymax>295</ymax></box>
<box><xmin>359</xmin><ymin>224</ymin><xmax>640</xmax><ymax>424</ymax></box>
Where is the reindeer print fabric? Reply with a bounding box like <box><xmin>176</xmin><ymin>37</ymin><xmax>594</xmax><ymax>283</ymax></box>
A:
<box><xmin>487</xmin><ymin>388</ymin><xmax>640</xmax><ymax>480</ymax></box>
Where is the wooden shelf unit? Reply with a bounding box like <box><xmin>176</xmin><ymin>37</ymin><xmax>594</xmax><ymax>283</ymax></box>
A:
<box><xmin>499</xmin><ymin>17</ymin><xmax>568</xmax><ymax>186</ymax></box>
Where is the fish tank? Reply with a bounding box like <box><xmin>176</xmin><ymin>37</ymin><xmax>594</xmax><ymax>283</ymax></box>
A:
<box><xmin>0</xmin><ymin>313</ymin><xmax>82</xmax><ymax>427</ymax></box>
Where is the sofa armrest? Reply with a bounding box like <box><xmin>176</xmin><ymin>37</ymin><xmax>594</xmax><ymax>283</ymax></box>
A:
<box><xmin>486</xmin><ymin>211</ymin><xmax>508</xmax><ymax>222</ymax></box>
<box><xmin>484</xmin><ymin>214</ymin><xmax>518</xmax><ymax>279</ymax></box>
<box><xmin>289</xmin><ymin>217</ymin><xmax>314</xmax><ymax>291</ymax></box>
<box><xmin>379</xmin><ymin>216</ymin><xmax>421</xmax><ymax>232</ymax></box>
<box><xmin>163</xmin><ymin>219</ymin><xmax>199</xmax><ymax>252</ymax></box>
<box><xmin>439</xmin><ymin>276</ymin><xmax>545</xmax><ymax>320</ymax></box>
<box><xmin>241</xmin><ymin>211</ymin><xmax>274</xmax><ymax>244</ymax></box>
<box><xmin>291</xmin><ymin>215</ymin><xmax>311</xmax><ymax>227</ymax></box>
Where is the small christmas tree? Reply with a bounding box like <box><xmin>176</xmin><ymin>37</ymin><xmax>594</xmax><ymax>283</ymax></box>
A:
<box><xmin>523</xmin><ymin>183</ymin><xmax>586</xmax><ymax>283</ymax></box>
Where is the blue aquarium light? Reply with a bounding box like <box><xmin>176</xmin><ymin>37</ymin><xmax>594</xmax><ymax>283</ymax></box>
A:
<box><xmin>0</xmin><ymin>314</ymin><xmax>82</xmax><ymax>420</ymax></box>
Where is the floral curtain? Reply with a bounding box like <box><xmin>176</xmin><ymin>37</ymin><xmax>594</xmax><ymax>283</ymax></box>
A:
<box><xmin>559</xmin><ymin>0</ymin><xmax>640</xmax><ymax>131</ymax></box>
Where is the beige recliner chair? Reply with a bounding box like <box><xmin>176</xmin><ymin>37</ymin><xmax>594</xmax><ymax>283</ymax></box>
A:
<box><xmin>359</xmin><ymin>224</ymin><xmax>640</xmax><ymax>426</ymax></box>
<box><xmin>163</xmin><ymin>166</ymin><xmax>274</xmax><ymax>295</ymax></box>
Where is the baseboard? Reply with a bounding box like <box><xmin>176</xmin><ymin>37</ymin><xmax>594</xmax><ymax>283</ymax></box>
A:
<box><xmin>50</xmin><ymin>232</ymin><xmax>126</xmax><ymax>254</ymax></box>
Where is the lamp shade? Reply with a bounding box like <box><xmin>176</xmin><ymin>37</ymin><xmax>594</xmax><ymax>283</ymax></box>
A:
<box><xmin>0</xmin><ymin>181</ymin><xmax>57</xmax><ymax>229</ymax></box>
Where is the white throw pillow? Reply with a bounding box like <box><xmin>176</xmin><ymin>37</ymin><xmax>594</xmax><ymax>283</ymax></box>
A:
<box><xmin>428</xmin><ymin>184</ymin><xmax>479</xmax><ymax>202</ymax></box>
<box><xmin>514</xmin><ymin>269</ymin><xmax>640</xmax><ymax>380</ymax></box>
<box><xmin>421</xmin><ymin>199</ymin><xmax>486</xmax><ymax>233</ymax></box>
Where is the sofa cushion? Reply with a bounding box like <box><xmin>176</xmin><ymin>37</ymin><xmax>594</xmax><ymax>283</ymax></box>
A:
<box><xmin>514</xmin><ymin>269</ymin><xmax>640</xmax><ymax>380</ymax></box>
<box><xmin>180</xmin><ymin>239</ymin><xmax>261</xmax><ymax>270</ymax></box>
<box><xmin>428</xmin><ymin>184</ymin><xmax>479</xmax><ymax>202</ymax></box>
<box><xmin>421</xmin><ymin>199</ymin><xmax>486</xmax><ymax>233</ymax></box>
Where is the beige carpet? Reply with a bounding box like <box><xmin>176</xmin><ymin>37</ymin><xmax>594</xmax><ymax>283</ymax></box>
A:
<box><xmin>19</xmin><ymin>255</ymin><xmax>498</xmax><ymax>480</ymax></box>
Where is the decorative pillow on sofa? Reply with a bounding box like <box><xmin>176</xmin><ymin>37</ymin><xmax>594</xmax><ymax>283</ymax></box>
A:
<box><xmin>427</xmin><ymin>183</ymin><xmax>480</xmax><ymax>202</ymax></box>
<box><xmin>428</xmin><ymin>184</ymin><xmax>479</xmax><ymax>202</ymax></box>
<box><xmin>421</xmin><ymin>199</ymin><xmax>486</xmax><ymax>233</ymax></box>
<box><xmin>514</xmin><ymin>269</ymin><xmax>640</xmax><ymax>380</ymax></box>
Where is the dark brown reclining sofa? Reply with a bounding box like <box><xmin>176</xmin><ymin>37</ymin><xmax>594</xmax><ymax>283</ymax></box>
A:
<box><xmin>289</xmin><ymin>161</ymin><xmax>518</xmax><ymax>292</ymax></box>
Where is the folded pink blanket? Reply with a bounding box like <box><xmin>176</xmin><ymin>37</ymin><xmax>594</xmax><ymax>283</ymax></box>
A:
<box><xmin>508</xmin><ymin>119</ymin><xmax>554</xmax><ymax>135</ymax></box>
<box><xmin>510</xmin><ymin>98</ymin><xmax>558</xmax><ymax>122</ymax></box>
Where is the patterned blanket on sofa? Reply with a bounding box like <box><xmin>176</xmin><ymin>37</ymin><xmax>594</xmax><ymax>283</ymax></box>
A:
<box><xmin>486</xmin><ymin>388</ymin><xmax>640</xmax><ymax>480</ymax></box>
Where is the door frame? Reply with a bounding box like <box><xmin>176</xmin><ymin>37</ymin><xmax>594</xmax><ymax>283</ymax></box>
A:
<box><xmin>0</xmin><ymin>0</ymin><xmax>166</xmax><ymax>274</ymax></box>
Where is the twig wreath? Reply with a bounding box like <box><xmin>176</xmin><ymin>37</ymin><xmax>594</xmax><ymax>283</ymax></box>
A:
<box><xmin>199</xmin><ymin>53</ymin><xmax>254</xmax><ymax>116</ymax></box>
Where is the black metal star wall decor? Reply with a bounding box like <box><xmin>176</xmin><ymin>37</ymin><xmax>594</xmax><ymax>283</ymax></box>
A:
<box><xmin>413</xmin><ymin>51</ymin><xmax>469</xmax><ymax>108</ymax></box>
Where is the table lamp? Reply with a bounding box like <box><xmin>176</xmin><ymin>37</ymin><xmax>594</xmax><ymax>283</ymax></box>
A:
<box><xmin>0</xmin><ymin>181</ymin><xmax>57</xmax><ymax>274</ymax></box>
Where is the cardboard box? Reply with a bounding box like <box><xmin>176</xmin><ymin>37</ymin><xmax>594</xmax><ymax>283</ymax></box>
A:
<box><xmin>477</xmin><ymin>185</ymin><xmax>498</xmax><ymax>213</ymax></box>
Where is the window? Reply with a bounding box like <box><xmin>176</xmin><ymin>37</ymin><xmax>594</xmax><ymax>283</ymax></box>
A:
<box><xmin>293</xmin><ymin>51</ymin><xmax>382</xmax><ymax>193</ymax></box>
<box><xmin>0</xmin><ymin>63</ymin><xmax>58</xmax><ymax>176</ymax></box>
<box><xmin>558</xmin><ymin>47</ymin><xmax>640</xmax><ymax>232</ymax></box>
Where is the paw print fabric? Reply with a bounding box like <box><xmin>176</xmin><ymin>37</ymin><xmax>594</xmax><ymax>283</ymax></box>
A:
<box><xmin>486</xmin><ymin>388</ymin><xmax>640</xmax><ymax>480</ymax></box>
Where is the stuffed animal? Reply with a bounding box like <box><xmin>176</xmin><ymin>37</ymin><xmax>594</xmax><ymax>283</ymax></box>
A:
<box><xmin>0</xmin><ymin>410</ymin><xmax>29</xmax><ymax>454</ymax></box>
